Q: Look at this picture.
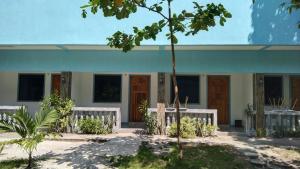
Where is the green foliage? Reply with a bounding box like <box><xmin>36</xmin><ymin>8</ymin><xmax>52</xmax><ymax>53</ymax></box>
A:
<box><xmin>167</xmin><ymin>116</ymin><xmax>196</xmax><ymax>138</ymax></box>
<box><xmin>263</xmin><ymin>0</ymin><xmax>300</xmax><ymax>28</ymax></box>
<box><xmin>195</xmin><ymin>121</ymin><xmax>218</xmax><ymax>137</ymax></box>
<box><xmin>41</xmin><ymin>93</ymin><xmax>74</xmax><ymax>132</ymax></box>
<box><xmin>138</xmin><ymin>100</ymin><xmax>157</xmax><ymax>135</ymax></box>
<box><xmin>256</xmin><ymin>128</ymin><xmax>266</xmax><ymax>137</ymax></box>
<box><xmin>285</xmin><ymin>0</ymin><xmax>300</xmax><ymax>28</ymax></box>
<box><xmin>272</xmin><ymin>126</ymin><xmax>300</xmax><ymax>138</ymax></box>
<box><xmin>79</xmin><ymin>118</ymin><xmax>113</xmax><ymax>134</ymax></box>
<box><xmin>0</xmin><ymin>107</ymin><xmax>58</xmax><ymax>167</ymax></box>
<box><xmin>167</xmin><ymin>116</ymin><xmax>217</xmax><ymax>138</ymax></box>
<box><xmin>81</xmin><ymin>0</ymin><xmax>232</xmax><ymax>52</ymax></box>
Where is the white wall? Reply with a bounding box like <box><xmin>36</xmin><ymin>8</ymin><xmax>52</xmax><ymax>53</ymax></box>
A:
<box><xmin>0</xmin><ymin>72</ymin><xmax>52</xmax><ymax>114</ymax></box>
<box><xmin>72</xmin><ymin>72</ymin><xmax>157</xmax><ymax>123</ymax></box>
<box><xmin>0</xmin><ymin>72</ymin><xmax>292</xmax><ymax>125</ymax></box>
<box><xmin>165</xmin><ymin>73</ymin><xmax>253</xmax><ymax>126</ymax></box>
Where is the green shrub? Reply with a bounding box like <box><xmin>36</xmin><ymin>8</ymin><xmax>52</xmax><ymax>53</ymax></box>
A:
<box><xmin>138</xmin><ymin>100</ymin><xmax>157</xmax><ymax>135</ymax></box>
<box><xmin>167</xmin><ymin>117</ymin><xmax>217</xmax><ymax>138</ymax></box>
<box><xmin>40</xmin><ymin>93</ymin><xmax>74</xmax><ymax>132</ymax></box>
<box><xmin>195</xmin><ymin>121</ymin><xmax>217</xmax><ymax>137</ymax></box>
<box><xmin>79</xmin><ymin>118</ymin><xmax>112</xmax><ymax>134</ymax></box>
<box><xmin>167</xmin><ymin>116</ymin><xmax>196</xmax><ymax>138</ymax></box>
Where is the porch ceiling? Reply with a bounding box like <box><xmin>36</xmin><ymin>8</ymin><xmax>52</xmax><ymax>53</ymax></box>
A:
<box><xmin>0</xmin><ymin>45</ymin><xmax>300</xmax><ymax>73</ymax></box>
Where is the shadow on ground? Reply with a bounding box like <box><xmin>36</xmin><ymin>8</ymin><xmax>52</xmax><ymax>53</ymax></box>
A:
<box><xmin>42</xmin><ymin>136</ymin><xmax>141</xmax><ymax>169</ymax></box>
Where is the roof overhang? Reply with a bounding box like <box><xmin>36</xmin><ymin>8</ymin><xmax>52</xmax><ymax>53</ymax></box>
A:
<box><xmin>0</xmin><ymin>45</ymin><xmax>300</xmax><ymax>51</ymax></box>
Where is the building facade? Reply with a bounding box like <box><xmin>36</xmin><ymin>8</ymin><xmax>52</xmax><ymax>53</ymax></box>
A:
<box><xmin>0</xmin><ymin>0</ymin><xmax>300</xmax><ymax>126</ymax></box>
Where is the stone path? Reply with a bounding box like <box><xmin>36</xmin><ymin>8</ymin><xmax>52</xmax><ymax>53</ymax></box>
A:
<box><xmin>0</xmin><ymin>131</ymin><xmax>300</xmax><ymax>168</ymax></box>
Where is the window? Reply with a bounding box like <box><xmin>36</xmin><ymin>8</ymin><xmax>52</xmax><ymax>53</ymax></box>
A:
<box><xmin>94</xmin><ymin>75</ymin><xmax>122</xmax><ymax>102</ymax></box>
<box><xmin>171</xmin><ymin>75</ymin><xmax>200</xmax><ymax>104</ymax></box>
<box><xmin>264</xmin><ymin>76</ymin><xmax>283</xmax><ymax>105</ymax></box>
<box><xmin>18</xmin><ymin>74</ymin><xmax>45</xmax><ymax>101</ymax></box>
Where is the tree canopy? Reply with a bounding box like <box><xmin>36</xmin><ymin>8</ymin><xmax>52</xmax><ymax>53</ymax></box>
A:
<box><xmin>81</xmin><ymin>0</ymin><xmax>232</xmax><ymax>51</ymax></box>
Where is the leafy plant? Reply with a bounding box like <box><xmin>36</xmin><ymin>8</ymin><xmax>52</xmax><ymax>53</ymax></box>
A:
<box><xmin>195</xmin><ymin>121</ymin><xmax>218</xmax><ymax>137</ymax></box>
<box><xmin>0</xmin><ymin>107</ymin><xmax>58</xmax><ymax>168</ymax></box>
<box><xmin>167</xmin><ymin>116</ymin><xmax>196</xmax><ymax>138</ymax></box>
<box><xmin>40</xmin><ymin>93</ymin><xmax>74</xmax><ymax>133</ymax></box>
<box><xmin>256</xmin><ymin>128</ymin><xmax>266</xmax><ymax>137</ymax></box>
<box><xmin>79</xmin><ymin>118</ymin><xmax>113</xmax><ymax>134</ymax></box>
<box><xmin>138</xmin><ymin>100</ymin><xmax>157</xmax><ymax>135</ymax></box>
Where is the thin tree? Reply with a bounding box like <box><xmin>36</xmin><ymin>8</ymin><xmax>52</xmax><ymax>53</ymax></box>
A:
<box><xmin>81</xmin><ymin>0</ymin><xmax>231</xmax><ymax>158</ymax></box>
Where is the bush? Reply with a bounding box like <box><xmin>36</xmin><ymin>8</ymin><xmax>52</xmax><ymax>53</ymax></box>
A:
<box><xmin>195</xmin><ymin>121</ymin><xmax>218</xmax><ymax>137</ymax></box>
<box><xmin>167</xmin><ymin>116</ymin><xmax>196</xmax><ymax>138</ymax></box>
<box><xmin>79</xmin><ymin>118</ymin><xmax>112</xmax><ymax>134</ymax></box>
<box><xmin>138</xmin><ymin>100</ymin><xmax>157</xmax><ymax>135</ymax></box>
<box><xmin>167</xmin><ymin>116</ymin><xmax>217</xmax><ymax>138</ymax></box>
<box><xmin>40</xmin><ymin>93</ymin><xmax>74</xmax><ymax>132</ymax></box>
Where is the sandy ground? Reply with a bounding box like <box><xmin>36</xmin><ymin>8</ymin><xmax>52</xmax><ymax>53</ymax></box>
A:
<box><xmin>0</xmin><ymin>131</ymin><xmax>300</xmax><ymax>168</ymax></box>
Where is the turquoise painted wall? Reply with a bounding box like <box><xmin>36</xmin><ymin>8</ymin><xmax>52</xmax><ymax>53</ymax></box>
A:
<box><xmin>0</xmin><ymin>0</ymin><xmax>299</xmax><ymax>45</ymax></box>
<box><xmin>0</xmin><ymin>50</ymin><xmax>300</xmax><ymax>73</ymax></box>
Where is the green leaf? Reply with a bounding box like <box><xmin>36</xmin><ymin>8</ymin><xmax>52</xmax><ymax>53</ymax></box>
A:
<box><xmin>82</xmin><ymin>10</ymin><xmax>87</xmax><ymax>18</ymax></box>
<box><xmin>80</xmin><ymin>4</ymin><xmax>92</xmax><ymax>9</ymax></box>
<box><xmin>224</xmin><ymin>12</ymin><xmax>232</xmax><ymax>18</ymax></box>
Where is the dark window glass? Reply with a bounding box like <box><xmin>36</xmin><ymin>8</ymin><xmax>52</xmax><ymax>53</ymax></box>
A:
<box><xmin>18</xmin><ymin>74</ymin><xmax>45</xmax><ymax>101</ymax></box>
<box><xmin>94</xmin><ymin>75</ymin><xmax>121</xmax><ymax>102</ymax></box>
<box><xmin>171</xmin><ymin>75</ymin><xmax>200</xmax><ymax>104</ymax></box>
<box><xmin>264</xmin><ymin>76</ymin><xmax>283</xmax><ymax>105</ymax></box>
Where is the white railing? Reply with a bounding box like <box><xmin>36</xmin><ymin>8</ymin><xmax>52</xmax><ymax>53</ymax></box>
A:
<box><xmin>148</xmin><ymin>108</ymin><xmax>218</xmax><ymax>127</ymax></box>
<box><xmin>71</xmin><ymin>107</ymin><xmax>121</xmax><ymax>132</ymax></box>
<box><xmin>245</xmin><ymin>110</ymin><xmax>300</xmax><ymax>136</ymax></box>
<box><xmin>0</xmin><ymin>106</ymin><xmax>25</xmax><ymax>122</ymax></box>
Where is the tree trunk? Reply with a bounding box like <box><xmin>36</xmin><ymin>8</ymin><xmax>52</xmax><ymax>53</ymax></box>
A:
<box><xmin>157</xmin><ymin>72</ymin><xmax>166</xmax><ymax>135</ymax></box>
<box><xmin>27</xmin><ymin>151</ymin><xmax>33</xmax><ymax>169</ymax></box>
<box><xmin>255</xmin><ymin>73</ymin><xmax>265</xmax><ymax>137</ymax></box>
<box><xmin>60</xmin><ymin>71</ymin><xmax>72</xmax><ymax>132</ymax></box>
<box><xmin>167</xmin><ymin>0</ymin><xmax>182</xmax><ymax>159</ymax></box>
<box><xmin>60</xmin><ymin>72</ymin><xmax>72</xmax><ymax>100</ymax></box>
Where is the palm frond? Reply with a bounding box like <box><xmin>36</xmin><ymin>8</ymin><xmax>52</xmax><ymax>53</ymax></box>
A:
<box><xmin>35</xmin><ymin>108</ymin><xmax>58</xmax><ymax>130</ymax></box>
<box><xmin>0</xmin><ymin>119</ymin><xmax>15</xmax><ymax>132</ymax></box>
<box><xmin>0</xmin><ymin>138</ymin><xmax>23</xmax><ymax>153</ymax></box>
<box><xmin>13</xmin><ymin>107</ymin><xmax>35</xmax><ymax>136</ymax></box>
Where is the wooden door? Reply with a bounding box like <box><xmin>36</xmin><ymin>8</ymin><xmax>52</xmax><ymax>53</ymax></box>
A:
<box><xmin>130</xmin><ymin>75</ymin><xmax>150</xmax><ymax>122</ymax></box>
<box><xmin>208</xmin><ymin>76</ymin><xmax>229</xmax><ymax>125</ymax></box>
<box><xmin>291</xmin><ymin>77</ymin><xmax>300</xmax><ymax>111</ymax></box>
<box><xmin>51</xmin><ymin>74</ymin><xmax>61</xmax><ymax>95</ymax></box>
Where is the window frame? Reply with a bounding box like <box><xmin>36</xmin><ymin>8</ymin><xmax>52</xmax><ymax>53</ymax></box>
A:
<box><xmin>264</xmin><ymin>75</ymin><xmax>284</xmax><ymax>106</ymax></box>
<box><xmin>170</xmin><ymin>75</ymin><xmax>201</xmax><ymax>104</ymax></box>
<box><xmin>93</xmin><ymin>74</ymin><xmax>122</xmax><ymax>103</ymax></box>
<box><xmin>17</xmin><ymin>73</ymin><xmax>45</xmax><ymax>102</ymax></box>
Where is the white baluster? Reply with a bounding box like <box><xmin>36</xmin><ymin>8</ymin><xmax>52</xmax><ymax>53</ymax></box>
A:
<box><xmin>167</xmin><ymin>116</ymin><xmax>170</xmax><ymax>127</ymax></box>
<box><xmin>74</xmin><ymin>114</ymin><xmax>78</xmax><ymax>131</ymax></box>
<box><xmin>172</xmin><ymin>114</ymin><xmax>176</xmax><ymax>123</ymax></box>
<box><xmin>203</xmin><ymin>118</ymin><xmax>206</xmax><ymax>125</ymax></box>
<box><xmin>102</xmin><ymin>115</ymin><xmax>105</xmax><ymax>123</ymax></box>
<box><xmin>208</xmin><ymin>117</ymin><xmax>211</xmax><ymax>125</ymax></box>
<box><xmin>113</xmin><ymin>115</ymin><xmax>116</xmax><ymax>126</ymax></box>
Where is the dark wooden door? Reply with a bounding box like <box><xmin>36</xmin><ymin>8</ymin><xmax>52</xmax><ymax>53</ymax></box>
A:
<box><xmin>208</xmin><ymin>76</ymin><xmax>229</xmax><ymax>125</ymax></box>
<box><xmin>51</xmin><ymin>74</ymin><xmax>61</xmax><ymax>95</ymax></box>
<box><xmin>130</xmin><ymin>75</ymin><xmax>150</xmax><ymax>122</ymax></box>
<box><xmin>291</xmin><ymin>77</ymin><xmax>300</xmax><ymax>111</ymax></box>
